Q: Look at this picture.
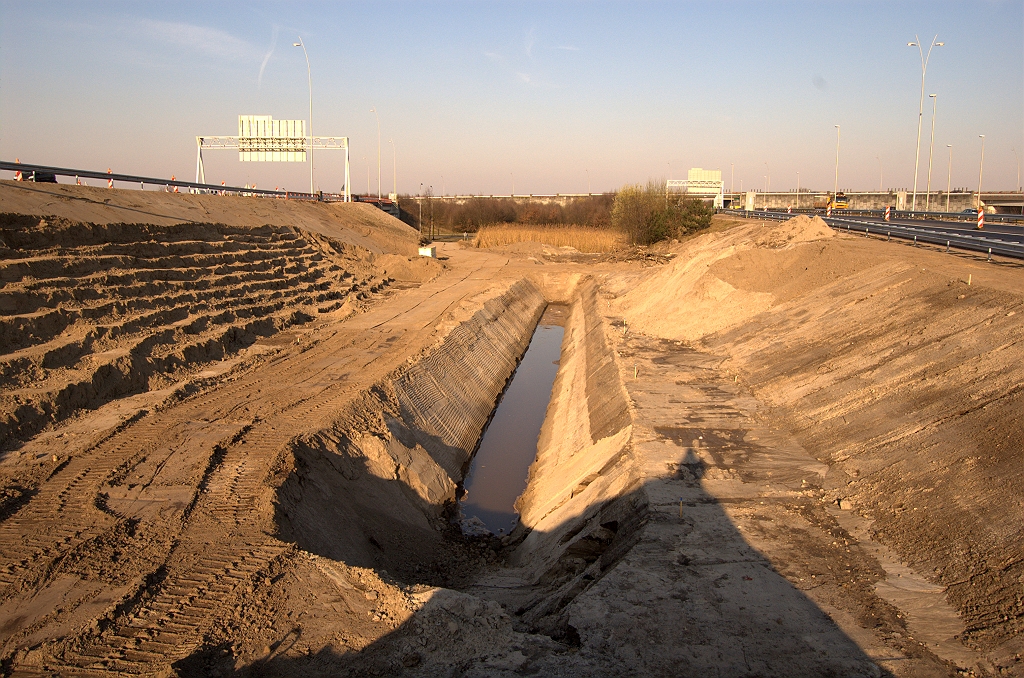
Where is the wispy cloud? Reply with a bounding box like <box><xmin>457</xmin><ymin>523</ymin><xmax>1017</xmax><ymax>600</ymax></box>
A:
<box><xmin>258</xmin><ymin>25</ymin><xmax>279</xmax><ymax>88</ymax></box>
<box><xmin>484</xmin><ymin>51</ymin><xmax>504</xmax><ymax>62</ymax></box>
<box><xmin>130</xmin><ymin>18</ymin><xmax>261</xmax><ymax>63</ymax></box>
<box><xmin>524</xmin><ymin>27</ymin><xmax>536</xmax><ymax>59</ymax></box>
<box><xmin>517</xmin><ymin>72</ymin><xmax>532</xmax><ymax>84</ymax></box>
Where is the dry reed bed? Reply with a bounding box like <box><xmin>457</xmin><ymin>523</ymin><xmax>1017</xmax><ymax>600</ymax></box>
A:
<box><xmin>474</xmin><ymin>224</ymin><xmax>625</xmax><ymax>253</ymax></box>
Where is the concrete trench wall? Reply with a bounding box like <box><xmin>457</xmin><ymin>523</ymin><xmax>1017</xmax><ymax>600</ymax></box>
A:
<box><xmin>272</xmin><ymin>278</ymin><xmax>546</xmax><ymax>575</ymax></box>
<box><xmin>273</xmin><ymin>272</ymin><xmax>646</xmax><ymax>627</ymax></box>
<box><xmin>498</xmin><ymin>279</ymin><xmax>645</xmax><ymax>632</ymax></box>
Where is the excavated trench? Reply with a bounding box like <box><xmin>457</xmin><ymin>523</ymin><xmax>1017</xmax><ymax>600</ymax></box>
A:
<box><xmin>459</xmin><ymin>304</ymin><xmax>567</xmax><ymax>536</ymax></box>
<box><xmin>273</xmin><ymin>276</ymin><xmax>643</xmax><ymax>628</ymax></box>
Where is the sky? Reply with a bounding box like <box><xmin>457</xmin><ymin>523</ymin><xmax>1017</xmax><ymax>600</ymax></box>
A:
<box><xmin>1</xmin><ymin>1</ymin><xmax>1021</xmax><ymax>196</ymax></box>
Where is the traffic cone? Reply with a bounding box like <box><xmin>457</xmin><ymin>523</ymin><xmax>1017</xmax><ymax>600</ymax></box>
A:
<box><xmin>107</xmin><ymin>169</ymin><xmax>113</xmax><ymax>189</ymax></box>
<box><xmin>14</xmin><ymin>158</ymin><xmax>22</xmax><ymax>181</ymax></box>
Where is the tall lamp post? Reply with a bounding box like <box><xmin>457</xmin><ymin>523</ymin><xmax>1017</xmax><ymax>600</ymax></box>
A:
<box><xmin>1013</xmin><ymin>147</ymin><xmax>1021</xmax><ymax>192</ymax></box>
<box><xmin>908</xmin><ymin>35</ymin><xmax>944</xmax><ymax>212</ymax></box>
<box><xmin>833</xmin><ymin>125</ymin><xmax>841</xmax><ymax>199</ymax></box>
<box><xmin>925</xmin><ymin>94</ymin><xmax>938</xmax><ymax>210</ymax></box>
<box><xmin>418</xmin><ymin>182</ymin><xmax>423</xmax><ymax>233</ymax></box>
<box><xmin>370</xmin><ymin>107</ymin><xmax>381</xmax><ymax>200</ymax></box>
<box><xmin>388</xmin><ymin>138</ymin><xmax>396</xmax><ymax>197</ymax></box>
<box><xmin>293</xmin><ymin>38</ymin><xmax>314</xmax><ymax>195</ymax></box>
<box><xmin>945</xmin><ymin>144</ymin><xmax>953</xmax><ymax>212</ymax></box>
<box><xmin>977</xmin><ymin>135</ymin><xmax>986</xmax><ymax>210</ymax></box>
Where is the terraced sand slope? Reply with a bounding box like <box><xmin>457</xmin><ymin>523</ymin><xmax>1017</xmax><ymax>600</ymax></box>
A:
<box><xmin>0</xmin><ymin>216</ymin><xmax>402</xmax><ymax>452</ymax></box>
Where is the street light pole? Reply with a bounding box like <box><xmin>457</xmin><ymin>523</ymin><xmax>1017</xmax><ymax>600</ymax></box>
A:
<box><xmin>418</xmin><ymin>182</ymin><xmax>423</xmax><ymax>233</ymax></box>
<box><xmin>908</xmin><ymin>35</ymin><xmax>944</xmax><ymax>212</ymax></box>
<box><xmin>945</xmin><ymin>144</ymin><xmax>953</xmax><ymax>212</ymax></box>
<box><xmin>834</xmin><ymin>125</ymin><xmax>841</xmax><ymax>199</ymax></box>
<box><xmin>1013</xmin><ymin>147</ymin><xmax>1021</xmax><ymax>192</ymax></box>
<box><xmin>388</xmin><ymin>138</ymin><xmax>396</xmax><ymax>197</ymax></box>
<box><xmin>925</xmin><ymin>94</ymin><xmax>937</xmax><ymax>210</ymax></box>
<box><xmin>370</xmin><ymin>107</ymin><xmax>381</xmax><ymax>201</ymax></box>
<box><xmin>977</xmin><ymin>135</ymin><xmax>986</xmax><ymax>210</ymax></box>
<box><xmin>293</xmin><ymin>38</ymin><xmax>314</xmax><ymax>194</ymax></box>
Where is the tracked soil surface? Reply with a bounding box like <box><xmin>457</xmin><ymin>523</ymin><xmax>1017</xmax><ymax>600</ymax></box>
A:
<box><xmin>0</xmin><ymin>187</ymin><xmax>1021</xmax><ymax>677</ymax></box>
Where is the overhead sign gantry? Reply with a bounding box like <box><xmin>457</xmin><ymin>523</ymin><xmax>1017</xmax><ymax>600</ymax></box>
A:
<box><xmin>195</xmin><ymin>115</ymin><xmax>350</xmax><ymax>201</ymax></box>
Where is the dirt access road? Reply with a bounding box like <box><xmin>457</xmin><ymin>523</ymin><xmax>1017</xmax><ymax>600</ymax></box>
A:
<box><xmin>1</xmin><ymin>185</ymin><xmax>1022</xmax><ymax>677</ymax></box>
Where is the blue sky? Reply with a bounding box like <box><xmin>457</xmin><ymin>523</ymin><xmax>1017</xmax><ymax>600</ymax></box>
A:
<box><xmin>1</xmin><ymin>1</ymin><xmax>1021</xmax><ymax>195</ymax></box>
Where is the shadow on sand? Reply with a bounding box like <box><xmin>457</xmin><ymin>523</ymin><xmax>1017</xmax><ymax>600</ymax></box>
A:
<box><xmin>173</xmin><ymin>448</ymin><xmax>892</xmax><ymax>677</ymax></box>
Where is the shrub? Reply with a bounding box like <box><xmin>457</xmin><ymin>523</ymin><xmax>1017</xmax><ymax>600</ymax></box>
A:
<box><xmin>611</xmin><ymin>180</ymin><xmax>713</xmax><ymax>245</ymax></box>
<box><xmin>397</xmin><ymin>194</ymin><xmax>614</xmax><ymax>234</ymax></box>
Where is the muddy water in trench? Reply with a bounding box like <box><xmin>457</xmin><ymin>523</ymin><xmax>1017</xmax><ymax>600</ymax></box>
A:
<box><xmin>460</xmin><ymin>305</ymin><xmax>566</xmax><ymax>534</ymax></box>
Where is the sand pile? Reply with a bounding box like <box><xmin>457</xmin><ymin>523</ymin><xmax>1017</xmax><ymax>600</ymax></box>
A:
<box><xmin>611</xmin><ymin>215</ymin><xmax>837</xmax><ymax>342</ymax></box>
<box><xmin>0</xmin><ymin>181</ymin><xmax>421</xmax><ymax>256</ymax></box>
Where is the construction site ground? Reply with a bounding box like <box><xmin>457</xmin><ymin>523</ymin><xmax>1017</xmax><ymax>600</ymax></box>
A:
<box><xmin>0</xmin><ymin>182</ymin><xmax>1021</xmax><ymax>677</ymax></box>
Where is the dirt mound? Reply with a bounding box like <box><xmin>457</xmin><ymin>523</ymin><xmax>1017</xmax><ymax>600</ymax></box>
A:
<box><xmin>610</xmin><ymin>216</ymin><xmax>841</xmax><ymax>341</ymax></box>
<box><xmin>373</xmin><ymin>253</ymin><xmax>443</xmax><ymax>282</ymax></box>
<box><xmin>752</xmin><ymin>214</ymin><xmax>833</xmax><ymax>248</ymax></box>
<box><xmin>0</xmin><ymin>181</ymin><xmax>421</xmax><ymax>256</ymax></box>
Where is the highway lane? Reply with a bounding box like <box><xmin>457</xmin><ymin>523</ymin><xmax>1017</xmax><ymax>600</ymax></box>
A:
<box><xmin>831</xmin><ymin>216</ymin><xmax>1024</xmax><ymax>245</ymax></box>
<box><xmin>736</xmin><ymin>210</ymin><xmax>1024</xmax><ymax>260</ymax></box>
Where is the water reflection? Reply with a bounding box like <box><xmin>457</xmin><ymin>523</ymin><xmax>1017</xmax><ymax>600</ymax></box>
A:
<box><xmin>460</xmin><ymin>322</ymin><xmax>564</xmax><ymax>534</ymax></box>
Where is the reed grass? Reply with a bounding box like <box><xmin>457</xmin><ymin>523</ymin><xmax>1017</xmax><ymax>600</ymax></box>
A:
<box><xmin>474</xmin><ymin>224</ymin><xmax>625</xmax><ymax>253</ymax></box>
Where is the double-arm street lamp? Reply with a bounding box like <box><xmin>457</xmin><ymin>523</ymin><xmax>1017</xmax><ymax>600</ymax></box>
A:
<box><xmin>908</xmin><ymin>35</ymin><xmax>944</xmax><ymax>211</ymax></box>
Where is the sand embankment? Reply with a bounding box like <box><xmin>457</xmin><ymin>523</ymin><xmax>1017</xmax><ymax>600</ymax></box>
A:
<box><xmin>0</xmin><ymin>181</ymin><xmax>420</xmax><ymax>256</ymax></box>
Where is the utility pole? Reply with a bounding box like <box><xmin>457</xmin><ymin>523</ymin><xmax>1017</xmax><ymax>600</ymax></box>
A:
<box><xmin>389</xmin><ymin>138</ymin><xmax>396</xmax><ymax>197</ymax></box>
<box><xmin>945</xmin><ymin>145</ymin><xmax>952</xmax><ymax>212</ymax></box>
<box><xmin>834</xmin><ymin>125</ymin><xmax>841</xmax><ymax>200</ymax></box>
<box><xmin>293</xmin><ymin>38</ymin><xmax>314</xmax><ymax>194</ymax></box>
<box><xmin>977</xmin><ymin>135</ymin><xmax>986</xmax><ymax>210</ymax></box>
<box><xmin>925</xmin><ymin>94</ymin><xmax>937</xmax><ymax>210</ymax></box>
<box><xmin>370</xmin><ymin>107</ymin><xmax>381</xmax><ymax>201</ymax></box>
